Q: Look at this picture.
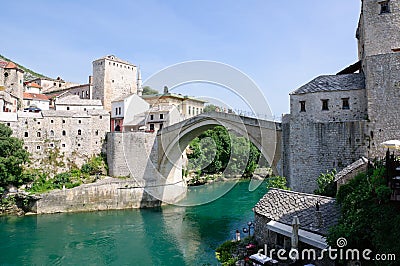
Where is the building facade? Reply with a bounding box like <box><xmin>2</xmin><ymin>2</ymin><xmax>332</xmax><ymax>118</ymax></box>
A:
<box><xmin>2</xmin><ymin>109</ymin><xmax>110</xmax><ymax>170</ymax></box>
<box><xmin>283</xmin><ymin>0</ymin><xmax>400</xmax><ymax>193</ymax></box>
<box><xmin>92</xmin><ymin>55</ymin><xmax>138</xmax><ymax>111</ymax></box>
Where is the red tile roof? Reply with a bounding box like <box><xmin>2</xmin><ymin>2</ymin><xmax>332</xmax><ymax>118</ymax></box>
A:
<box><xmin>24</xmin><ymin>82</ymin><xmax>42</xmax><ymax>88</ymax></box>
<box><xmin>23</xmin><ymin>92</ymin><xmax>49</xmax><ymax>101</ymax></box>
<box><xmin>5</xmin><ymin>62</ymin><xmax>18</xmax><ymax>69</ymax></box>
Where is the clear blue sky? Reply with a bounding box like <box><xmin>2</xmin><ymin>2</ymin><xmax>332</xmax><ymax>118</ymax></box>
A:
<box><xmin>1</xmin><ymin>0</ymin><xmax>361</xmax><ymax>117</ymax></box>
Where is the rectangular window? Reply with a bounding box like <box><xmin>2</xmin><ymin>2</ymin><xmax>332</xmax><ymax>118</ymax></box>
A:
<box><xmin>115</xmin><ymin>108</ymin><xmax>118</xmax><ymax>115</ymax></box>
<box><xmin>342</xmin><ymin>98</ymin><xmax>350</xmax><ymax>110</ymax></box>
<box><xmin>150</xmin><ymin>114</ymin><xmax>154</xmax><ymax>120</ymax></box>
<box><xmin>300</xmin><ymin>101</ymin><xmax>306</xmax><ymax>112</ymax></box>
<box><xmin>321</xmin><ymin>99</ymin><xmax>329</xmax><ymax>111</ymax></box>
<box><xmin>118</xmin><ymin>107</ymin><xmax>121</xmax><ymax>115</ymax></box>
<box><xmin>380</xmin><ymin>1</ymin><xmax>390</xmax><ymax>14</ymax></box>
<box><xmin>160</xmin><ymin>113</ymin><xmax>164</xmax><ymax>119</ymax></box>
<box><xmin>150</xmin><ymin>124</ymin><xmax>155</xmax><ymax>131</ymax></box>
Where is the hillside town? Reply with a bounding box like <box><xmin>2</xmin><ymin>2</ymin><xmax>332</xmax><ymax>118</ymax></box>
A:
<box><xmin>1</xmin><ymin>0</ymin><xmax>400</xmax><ymax>265</ymax></box>
<box><xmin>0</xmin><ymin>55</ymin><xmax>206</xmax><ymax>168</ymax></box>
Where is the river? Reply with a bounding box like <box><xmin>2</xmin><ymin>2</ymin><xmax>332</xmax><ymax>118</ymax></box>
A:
<box><xmin>0</xmin><ymin>180</ymin><xmax>267</xmax><ymax>265</ymax></box>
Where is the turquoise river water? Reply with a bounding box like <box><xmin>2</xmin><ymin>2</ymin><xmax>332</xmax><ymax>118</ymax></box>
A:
<box><xmin>0</xmin><ymin>180</ymin><xmax>267</xmax><ymax>265</ymax></box>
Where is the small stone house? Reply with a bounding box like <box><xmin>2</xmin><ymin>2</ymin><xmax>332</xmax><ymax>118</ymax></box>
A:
<box><xmin>253</xmin><ymin>189</ymin><xmax>340</xmax><ymax>265</ymax></box>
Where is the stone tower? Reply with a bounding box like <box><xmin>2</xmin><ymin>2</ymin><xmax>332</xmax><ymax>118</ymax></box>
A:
<box><xmin>358</xmin><ymin>0</ymin><xmax>400</xmax><ymax>157</ymax></box>
<box><xmin>3</xmin><ymin>62</ymin><xmax>24</xmax><ymax>106</ymax></box>
<box><xmin>92</xmin><ymin>55</ymin><xmax>138</xmax><ymax>111</ymax></box>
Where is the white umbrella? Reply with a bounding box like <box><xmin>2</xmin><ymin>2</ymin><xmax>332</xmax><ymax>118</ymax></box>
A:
<box><xmin>381</xmin><ymin>140</ymin><xmax>400</xmax><ymax>150</ymax></box>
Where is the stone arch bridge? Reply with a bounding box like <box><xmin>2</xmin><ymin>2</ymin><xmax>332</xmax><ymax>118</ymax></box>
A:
<box><xmin>107</xmin><ymin>112</ymin><xmax>282</xmax><ymax>204</ymax></box>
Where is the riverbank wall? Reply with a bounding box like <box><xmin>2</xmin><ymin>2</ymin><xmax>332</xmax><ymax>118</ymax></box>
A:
<box><xmin>32</xmin><ymin>178</ymin><xmax>162</xmax><ymax>214</ymax></box>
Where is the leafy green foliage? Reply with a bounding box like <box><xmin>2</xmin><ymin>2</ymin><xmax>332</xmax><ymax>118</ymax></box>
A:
<box><xmin>81</xmin><ymin>155</ymin><xmax>108</xmax><ymax>175</ymax></box>
<box><xmin>0</xmin><ymin>124</ymin><xmax>30</xmax><ymax>193</ymax></box>
<box><xmin>314</xmin><ymin>169</ymin><xmax>337</xmax><ymax>197</ymax></box>
<box><xmin>327</xmin><ymin>165</ymin><xmax>400</xmax><ymax>264</ymax></box>
<box><xmin>203</xmin><ymin>104</ymin><xmax>218</xmax><ymax>113</ymax></box>
<box><xmin>215</xmin><ymin>240</ymin><xmax>239</xmax><ymax>266</ymax></box>
<box><xmin>265</xmin><ymin>176</ymin><xmax>290</xmax><ymax>190</ymax></box>
<box><xmin>187</xmin><ymin>126</ymin><xmax>260</xmax><ymax>176</ymax></box>
<box><xmin>142</xmin><ymin>86</ymin><xmax>159</xmax><ymax>95</ymax></box>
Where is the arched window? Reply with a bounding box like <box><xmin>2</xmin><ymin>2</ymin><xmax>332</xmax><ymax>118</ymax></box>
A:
<box><xmin>37</xmin><ymin>132</ymin><xmax>41</xmax><ymax>137</ymax></box>
<box><xmin>78</xmin><ymin>129</ymin><xmax>82</xmax><ymax>135</ymax></box>
<box><xmin>50</xmin><ymin>130</ymin><xmax>54</xmax><ymax>137</ymax></box>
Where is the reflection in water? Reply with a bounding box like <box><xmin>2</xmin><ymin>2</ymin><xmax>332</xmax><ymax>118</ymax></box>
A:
<box><xmin>0</xmin><ymin>181</ymin><xmax>266</xmax><ymax>265</ymax></box>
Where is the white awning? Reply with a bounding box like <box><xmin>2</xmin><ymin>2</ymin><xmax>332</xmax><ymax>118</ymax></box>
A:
<box><xmin>266</xmin><ymin>220</ymin><xmax>329</xmax><ymax>250</ymax></box>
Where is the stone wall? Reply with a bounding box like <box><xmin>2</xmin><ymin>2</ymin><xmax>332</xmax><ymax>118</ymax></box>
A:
<box><xmin>283</xmin><ymin>119</ymin><xmax>368</xmax><ymax>193</ymax></box>
<box><xmin>290</xmin><ymin>89</ymin><xmax>367</xmax><ymax>123</ymax></box>
<box><xmin>92</xmin><ymin>56</ymin><xmax>138</xmax><ymax>111</ymax></box>
<box><xmin>2</xmin><ymin>109</ymin><xmax>110</xmax><ymax>171</ymax></box>
<box><xmin>358</xmin><ymin>0</ymin><xmax>400</xmax><ymax>59</ymax></box>
<box><xmin>33</xmin><ymin>178</ymin><xmax>161</xmax><ymax>214</ymax></box>
<box><xmin>364</xmin><ymin>53</ymin><xmax>400</xmax><ymax>158</ymax></box>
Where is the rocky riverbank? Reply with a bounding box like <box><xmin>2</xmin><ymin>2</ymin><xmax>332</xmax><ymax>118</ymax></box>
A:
<box><xmin>185</xmin><ymin>167</ymin><xmax>272</xmax><ymax>186</ymax></box>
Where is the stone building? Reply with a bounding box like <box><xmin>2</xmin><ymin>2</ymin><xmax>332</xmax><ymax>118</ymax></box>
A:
<box><xmin>92</xmin><ymin>55</ymin><xmax>139</xmax><ymax>111</ymax></box>
<box><xmin>55</xmin><ymin>94</ymin><xmax>103</xmax><ymax>111</ymax></box>
<box><xmin>283</xmin><ymin>0</ymin><xmax>400</xmax><ymax>193</ymax></box>
<box><xmin>2</xmin><ymin>109</ymin><xmax>110</xmax><ymax>170</ymax></box>
<box><xmin>0</xmin><ymin>60</ymin><xmax>24</xmax><ymax>112</ymax></box>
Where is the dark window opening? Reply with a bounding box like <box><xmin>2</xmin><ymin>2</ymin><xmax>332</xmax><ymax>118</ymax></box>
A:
<box><xmin>150</xmin><ymin>124</ymin><xmax>155</xmax><ymax>131</ymax></box>
<box><xmin>62</xmin><ymin>143</ymin><xmax>66</xmax><ymax>147</ymax></box>
<box><xmin>150</xmin><ymin>114</ymin><xmax>154</xmax><ymax>120</ymax></box>
<box><xmin>37</xmin><ymin>146</ymin><xmax>41</xmax><ymax>150</ymax></box>
<box><xmin>380</xmin><ymin>1</ymin><xmax>390</xmax><ymax>14</ymax></box>
<box><xmin>78</xmin><ymin>129</ymin><xmax>82</xmax><ymax>135</ymax></box>
<box><xmin>37</xmin><ymin>132</ymin><xmax>41</xmax><ymax>137</ymax></box>
<box><xmin>67</xmin><ymin>107</ymin><xmax>70</xmax><ymax>110</ymax></box>
<box><xmin>24</xmin><ymin>132</ymin><xmax>28</xmax><ymax>137</ymax></box>
<box><xmin>62</xmin><ymin>130</ymin><xmax>66</xmax><ymax>136</ymax></box>
<box><xmin>4</xmin><ymin>72</ymin><xmax>8</xmax><ymax>78</ymax></box>
<box><xmin>322</xmin><ymin>99</ymin><xmax>329</xmax><ymax>111</ymax></box>
<box><xmin>160</xmin><ymin>114</ymin><xmax>164</xmax><ymax>119</ymax></box>
<box><xmin>300</xmin><ymin>101</ymin><xmax>306</xmax><ymax>112</ymax></box>
<box><xmin>342</xmin><ymin>98</ymin><xmax>350</xmax><ymax>110</ymax></box>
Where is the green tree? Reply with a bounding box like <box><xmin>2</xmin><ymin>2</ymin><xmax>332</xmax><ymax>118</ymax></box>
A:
<box><xmin>314</xmin><ymin>169</ymin><xmax>337</xmax><ymax>197</ymax></box>
<box><xmin>0</xmin><ymin>124</ymin><xmax>30</xmax><ymax>193</ymax></box>
<box><xmin>203</xmin><ymin>104</ymin><xmax>218</xmax><ymax>112</ymax></box>
<box><xmin>187</xmin><ymin>126</ymin><xmax>260</xmax><ymax>176</ymax></box>
<box><xmin>327</xmin><ymin>166</ymin><xmax>400</xmax><ymax>264</ymax></box>
<box><xmin>142</xmin><ymin>86</ymin><xmax>159</xmax><ymax>95</ymax></box>
<box><xmin>265</xmin><ymin>176</ymin><xmax>290</xmax><ymax>190</ymax></box>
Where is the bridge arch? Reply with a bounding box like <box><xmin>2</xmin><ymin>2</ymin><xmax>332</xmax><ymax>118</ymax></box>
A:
<box><xmin>157</xmin><ymin>112</ymin><xmax>282</xmax><ymax>190</ymax></box>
